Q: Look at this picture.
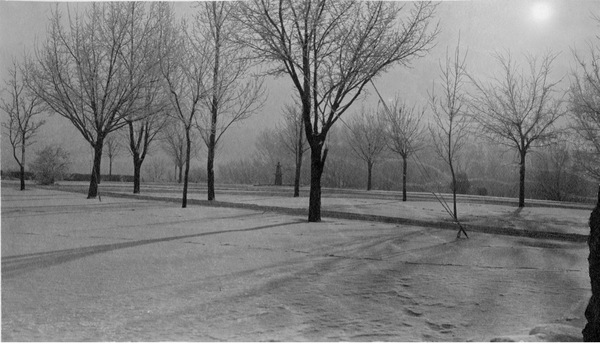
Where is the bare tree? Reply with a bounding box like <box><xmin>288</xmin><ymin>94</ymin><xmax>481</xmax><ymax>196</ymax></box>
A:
<box><xmin>159</xmin><ymin>6</ymin><xmax>210</xmax><ymax>208</ymax></box>
<box><xmin>531</xmin><ymin>139</ymin><xmax>573</xmax><ymax>201</ymax></box>
<box><xmin>118</xmin><ymin>4</ymin><xmax>171</xmax><ymax>194</ymax></box>
<box><xmin>254</xmin><ymin>127</ymin><xmax>288</xmax><ymax>167</ymax></box>
<box><xmin>344</xmin><ymin>108</ymin><xmax>387</xmax><ymax>191</ymax></box>
<box><xmin>276</xmin><ymin>102</ymin><xmax>308</xmax><ymax>197</ymax></box>
<box><xmin>254</xmin><ymin>102</ymin><xmax>309</xmax><ymax>194</ymax></box>
<box><xmin>469</xmin><ymin>51</ymin><xmax>566</xmax><ymax>208</ymax></box>
<box><xmin>104</xmin><ymin>134</ymin><xmax>122</xmax><ymax>178</ymax></box>
<box><xmin>124</xmin><ymin>109</ymin><xmax>168</xmax><ymax>193</ymax></box>
<box><xmin>382</xmin><ymin>97</ymin><xmax>426</xmax><ymax>201</ymax></box>
<box><xmin>161</xmin><ymin>119</ymin><xmax>196</xmax><ymax>184</ymax></box>
<box><xmin>238</xmin><ymin>0</ymin><xmax>438</xmax><ymax>221</ymax></box>
<box><xmin>570</xmin><ymin>17</ymin><xmax>600</xmax><ymax>181</ymax></box>
<box><xmin>429</xmin><ymin>44</ymin><xmax>470</xmax><ymax>220</ymax></box>
<box><xmin>1</xmin><ymin>60</ymin><xmax>45</xmax><ymax>190</ymax></box>
<box><xmin>28</xmin><ymin>3</ymin><xmax>163</xmax><ymax>198</ymax></box>
<box><xmin>194</xmin><ymin>2</ymin><xmax>265</xmax><ymax>201</ymax></box>
<box><xmin>144</xmin><ymin>157</ymin><xmax>168</xmax><ymax>183</ymax></box>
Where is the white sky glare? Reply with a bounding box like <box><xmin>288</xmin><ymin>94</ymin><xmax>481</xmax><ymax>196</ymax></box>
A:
<box><xmin>0</xmin><ymin>1</ymin><xmax>599</xmax><ymax>174</ymax></box>
<box><xmin>531</xmin><ymin>2</ymin><xmax>553</xmax><ymax>23</ymax></box>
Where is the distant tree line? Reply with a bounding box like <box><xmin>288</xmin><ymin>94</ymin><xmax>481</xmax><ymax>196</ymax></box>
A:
<box><xmin>219</xmin><ymin>128</ymin><xmax>596</xmax><ymax>203</ymax></box>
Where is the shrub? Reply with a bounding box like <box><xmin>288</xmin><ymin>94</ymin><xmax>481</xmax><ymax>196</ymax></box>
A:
<box><xmin>30</xmin><ymin>145</ymin><xmax>70</xmax><ymax>185</ymax></box>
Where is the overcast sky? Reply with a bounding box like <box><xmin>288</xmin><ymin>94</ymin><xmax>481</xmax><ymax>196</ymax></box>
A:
<box><xmin>0</xmin><ymin>1</ymin><xmax>598</xmax><ymax>175</ymax></box>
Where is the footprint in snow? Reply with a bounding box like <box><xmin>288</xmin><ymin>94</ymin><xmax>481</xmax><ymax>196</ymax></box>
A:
<box><xmin>404</xmin><ymin>308</ymin><xmax>423</xmax><ymax>317</ymax></box>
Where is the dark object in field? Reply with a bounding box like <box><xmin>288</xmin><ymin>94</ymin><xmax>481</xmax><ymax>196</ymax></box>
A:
<box><xmin>584</xmin><ymin>186</ymin><xmax>600</xmax><ymax>341</ymax></box>
<box><xmin>274</xmin><ymin>162</ymin><xmax>283</xmax><ymax>186</ymax></box>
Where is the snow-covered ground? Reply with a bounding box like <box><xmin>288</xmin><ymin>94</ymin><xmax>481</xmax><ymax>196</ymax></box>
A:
<box><xmin>1</xmin><ymin>182</ymin><xmax>590</xmax><ymax>341</ymax></box>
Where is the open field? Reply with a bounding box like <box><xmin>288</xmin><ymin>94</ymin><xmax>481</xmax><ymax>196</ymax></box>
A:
<box><xmin>1</xmin><ymin>181</ymin><xmax>592</xmax><ymax>341</ymax></box>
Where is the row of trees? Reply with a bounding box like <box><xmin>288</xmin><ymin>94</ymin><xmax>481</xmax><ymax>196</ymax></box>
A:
<box><xmin>248</xmin><ymin>32</ymin><xmax>600</xmax><ymax>220</ymax></box>
<box><xmin>3</xmin><ymin>0</ymin><xmax>440</xmax><ymax>222</ymax></box>
<box><xmin>3</xmin><ymin>1</ymin><xmax>600</xmax><ymax>223</ymax></box>
<box><xmin>3</xmin><ymin>2</ymin><xmax>265</xmax><ymax>208</ymax></box>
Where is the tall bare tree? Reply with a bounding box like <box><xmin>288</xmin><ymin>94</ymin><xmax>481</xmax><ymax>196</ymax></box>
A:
<box><xmin>29</xmin><ymin>3</ymin><xmax>164</xmax><ymax>198</ymax></box>
<box><xmin>159</xmin><ymin>6</ymin><xmax>210</xmax><ymax>208</ymax></box>
<box><xmin>344</xmin><ymin>108</ymin><xmax>387</xmax><ymax>191</ymax></box>
<box><xmin>570</xmin><ymin>17</ymin><xmax>600</xmax><ymax>181</ymax></box>
<box><xmin>382</xmin><ymin>98</ymin><xmax>426</xmax><ymax>201</ymax></box>
<box><xmin>429</xmin><ymin>44</ymin><xmax>470</xmax><ymax>219</ymax></box>
<box><xmin>194</xmin><ymin>2</ymin><xmax>265</xmax><ymax>201</ymax></box>
<box><xmin>238</xmin><ymin>0</ymin><xmax>438</xmax><ymax>221</ymax></box>
<box><xmin>120</xmin><ymin>4</ymin><xmax>171</xmax><ymax>194</ymax></box>
<box><xmin>277</xmin><ymin>102</ymin><xmax>308</xmax><ymax>197</ymax></box>
<box><xmin>104</xmin><ymin>134</ymin><xmax>122</xmax><ymax>178</ymax></box>
<box><xmin>1</xmin><ymin>60</ymin><xmax>45</xmax><ymax>190</ymax></box>
<box><xmin>469</xmin><ymin>51</ymin><xmax>566</xmax><ymax>208</ymax></box>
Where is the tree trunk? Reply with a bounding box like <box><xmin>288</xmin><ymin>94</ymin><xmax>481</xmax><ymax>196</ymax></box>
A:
<box><xmin>367</xmin><ymin>160</ymin><xmax>373</xmax><ymax>191</ymax></box>
<box><xmin>519</xmin><ymin>151</ymin><xmax>526</xmax><ymax>208</ymax></box>
<box><xmin>207</xmin><ymin>141</ymin><xmax>216</xmax><ymax>201</ymax></box>
<box><xmin>294</xmin><ymin>155</ymin><xmax>302</xmax><ymax>197</ymax></box>
<box><xmin>584</xmin><ymin>186</ymin><xmax>600</xmax><ymax>341</ymax></box>
<box><xmin>308</xmin><ymin>144</ymin><xmax>327</xmax><ymax>222</ymax></box>
<box><xmin>208</xmin><ymin>9</ymin><xmax>220</xmax><ymax>202</ymax></box>
<box><xmin>109</xmin><ymin>157</ymin><xmax>113</xmax><ymax>178</ymax></box>
<box><xmin>20</xmin><ymin>138</ymin><xmax>25</xmax><ymax>190</ymax></box>
<box><xmin>133</xmin><ymin>153</ymin><xmax>141</xmax><ymax>194</ymax></box>
<box><xmin>294</xmin><ymin>138</ymin><xmax>304</xmax><ymax>198</ymax></box>
<box><xmin>182</xmin><ymin>128</ymin><xmax>192</xmax><ymax>208</ymax></box>
<box><xmin>19</xmin><ymin>164</ymin><xmax>25</xmax><ymax>191</ymax></box>
<box><xmin>88</xmin><ymin>140</ymin><xmax>103</xmax><ymax>199</ymax></box>
<box><xmin>178</xmin><ymin>162</ymin><xmax>183</xmax><ymax>184</ymax></box>
<box><xmin>449</xmin><ymin>159</ymin><xmax>458</xmax><ymax>220</ymax></box>
<box><xmin>402</xmin><ymin>155</ymin><xmax>408</xmax><ymax>202</ymax></box>
<box><xmin>452</xmin><ymin>174</ymin><xmax>458</xmax><ymax>219</ymax></box>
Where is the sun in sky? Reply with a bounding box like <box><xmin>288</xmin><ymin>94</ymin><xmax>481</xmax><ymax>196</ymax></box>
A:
<box><xmin>531</xmin><ymin>2</ymin><xmax>553</xmax><ymax>23</ymax></box>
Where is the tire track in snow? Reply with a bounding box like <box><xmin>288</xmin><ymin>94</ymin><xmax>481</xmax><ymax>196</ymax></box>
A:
<box><xmin>2</xmin><ymin>220</ymin><xmax>302</xmax><ymax>278</ymax></box>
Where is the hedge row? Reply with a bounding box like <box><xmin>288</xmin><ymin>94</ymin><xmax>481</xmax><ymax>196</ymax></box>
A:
<box><xmin>0</xmin><ymin>170</ymin><xmax>134</xmax><ymax>183</ymax></box>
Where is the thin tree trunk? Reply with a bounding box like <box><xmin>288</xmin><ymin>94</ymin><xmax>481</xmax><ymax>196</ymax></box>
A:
<box><xmin>88</xmin><ymin>140</ymin><xmax>103</xmax><ymax>199</ymax></box>
<box><xmin>519</xmin><ymin>151</ymin><xmax>526</xmax><ymax>208</ymax></box>
<box><xmin>182</xmin><ymin>128</ymin><xmax>191</xmax><ymax>208</ymax></box>
<box><xmin>294</xmin><ymin>134</ymin><xmax>304</xmax><ymax>198</ymax></box>
<box><xmin>20</xmin><ymin>139</ymin><xmax>25</xmax><ymax>190</ymax></box>
<box><xmin>367</xmin><ymin>160</ymin><xmax>373</xmax><ymax>191</ymax></box>
<box><xmin>178</xmin><ymin>162</ymin><xmax>183</xmax><ymax>184</ymax></box>
<box><xmin>450</xmin><ymin>162</ymin><xmax>457</xmax><ymax>220</ymax></box>
<box><xmin>308</xmin><ymin>144</ymin><xmax>326</xmax><ymax>222</ymax></box>
<box><xmin>109</xmin><ymin>158</ymin><xmax>113</xmax><ymax>177</ymax></box>
<box><xmin>402</xmin><ymin>155</ymin><xmax>408</xmax><ymax>202</ymax></box>
<box><xmin>448</xmin><ymin>125</ymin><xmax>457</xmax><ymax>219</ymax></box>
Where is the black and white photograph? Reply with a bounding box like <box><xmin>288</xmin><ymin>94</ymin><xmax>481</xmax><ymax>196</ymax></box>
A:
<box><xmin>1</xmin><ymin>0</ymin><xmax>600</xmax><ymax>341</ymax></box>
